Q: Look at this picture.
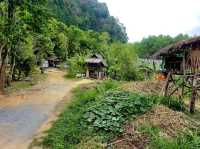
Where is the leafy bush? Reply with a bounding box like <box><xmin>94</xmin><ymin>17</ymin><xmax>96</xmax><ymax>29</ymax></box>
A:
<box><xmin>84</xmin><ymin>91</ymin><xmax>158</xmax><ymax>136</ymax></box>
<box><xmin>67</xmin><ymin>54</ymin><xmax>86</xmax><ymax>77</ymax></box>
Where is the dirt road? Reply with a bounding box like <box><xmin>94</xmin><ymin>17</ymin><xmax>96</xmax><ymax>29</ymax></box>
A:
<box><xmin>0</xmin><ymin>69</ymin><xmax>92</xmax><ymax>149</ymax></box>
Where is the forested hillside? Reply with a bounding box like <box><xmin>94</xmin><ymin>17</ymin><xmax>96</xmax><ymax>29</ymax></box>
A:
<box><xmin>47</xmin><ymin>0</ymin><xmax>128</xmax><ymax>42</ymax></box>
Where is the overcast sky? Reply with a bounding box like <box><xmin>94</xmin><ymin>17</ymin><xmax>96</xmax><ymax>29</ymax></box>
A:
<box><xmin>99</xmin><ymin>0</ymin><xmax>200</xmax><ymax>42</ymax></box>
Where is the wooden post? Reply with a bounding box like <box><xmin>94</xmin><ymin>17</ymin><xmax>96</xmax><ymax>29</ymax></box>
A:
<box><xmin>190</xmin><ymin>74</ymin><xmax>197</xmax><ymax>113</ymax></box>
<box><xmin>99</xmin><ymin>72</ymin><xmax>102</xmax><ymax>80</ymax></box>
<box><xmin>86</xmin><ymin>68</ymin><xmax>89</xmax><ymax>78</ymax></box>
<box><xmin>164</xmin><ymin>71</ymin><xmax>171</xmax><ymax>97</ymax></box>
<box><xmin>153</xmin><ymin>61</ymin><xmax>156</xmax><ymax>71</ymax></box>
<box><xmin>181</xmin><ymin>50</ymin><xmax>186</xmax><ymax>99</ymax></box>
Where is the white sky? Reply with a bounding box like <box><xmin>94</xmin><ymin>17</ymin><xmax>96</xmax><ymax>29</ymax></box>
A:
<box><xmin>98</xmin><ymin>0</ymin><xmax>200</xmax><ymax>42</ymax></box>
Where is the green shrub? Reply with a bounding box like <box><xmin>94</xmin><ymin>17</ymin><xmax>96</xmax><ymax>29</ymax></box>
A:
<box><xmin>105</xmin><ymin>43</ymin><xmax>140</xmax><ymax>81</ymax></box>
<box><xmin>68</xmin><ymin>54</ymin><xmax>86</xmax><ymax>77</ymax></box>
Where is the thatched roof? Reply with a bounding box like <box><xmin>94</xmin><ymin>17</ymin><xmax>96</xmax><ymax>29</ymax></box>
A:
<box><xmin>86</xmin><ymin>54</ymin><xmax>107</xmax><ymax>67</ymax></box>
<box><xmin>48</xmin><ymin>55</ymin><xmax>60</xmax><ymax>61</ymax></box>
<box><xmin>153</xmin><ymin>36</ymin><xmax>200</xmax><ymax>59</ymax></box>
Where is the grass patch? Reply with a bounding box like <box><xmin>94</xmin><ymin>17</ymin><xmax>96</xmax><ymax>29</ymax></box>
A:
<box><xmin>6</xmin><ymin>71</ymin><xmax>46</xmax><ymax>93</ymax></box>
<box><xmin>64</xmin><ymin>73</ymin><xmax>75</xmax><ymax>79</ymax></box>
<box><xmin>160</xmin><ymin>96</ymin><xmax>186</xmax><ymax>112</ymax></box>
<box><xmin>138</xmin><ymin>124</ymin><xmax>200</xmax><ymax>149</ymax></box>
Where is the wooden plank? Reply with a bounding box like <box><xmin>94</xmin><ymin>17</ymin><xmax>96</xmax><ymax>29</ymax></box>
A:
<box><xmin>169</xmin><ymin>87</ymin><xmax>179</xmax><ymax>97</ymax></box>
<box><xmin>164</xmin><ymin>71</ymin><xmax>172</xmax><ymax>96</ymax></box>
<box><xmin>190</xmin><ymin>73</ymin><xmax>198</xmax><ymax>113</ymax></box>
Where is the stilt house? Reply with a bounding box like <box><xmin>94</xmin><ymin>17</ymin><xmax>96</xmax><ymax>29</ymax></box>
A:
<box><xmin>153</xmin><ymin>36</ymin><xmax>200</xmax><ymax>113</ymax></box>
<box><xmin>48</xmin><ymin>56</ymin><xmax>60</xmax><ymax>67</ymax></box>
<box><xmin>85</xmin><ymin>54</ymin><xmax>107</xmax><ymax>79</ymax></box>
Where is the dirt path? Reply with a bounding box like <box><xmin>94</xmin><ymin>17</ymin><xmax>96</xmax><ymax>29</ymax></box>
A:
<box><xmin>0</xmin><ymin>69</ymin><xmax>92</xmax><ymax>149</ymax></box>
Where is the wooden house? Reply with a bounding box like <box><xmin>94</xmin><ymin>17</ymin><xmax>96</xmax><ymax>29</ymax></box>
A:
<box><xmin>153</xmin><ymin>36</ymin><xmax>200</xmax><ymax>113</ymax></box>
<box><xmin>48</xmin><ymin>56</ymin><xmax>60</xmax><ymax>67</ymax></box>
<box><xmin>85</xmin><ymin>54</ymin><xmax>107</xmax><ymax>79</ymax></box>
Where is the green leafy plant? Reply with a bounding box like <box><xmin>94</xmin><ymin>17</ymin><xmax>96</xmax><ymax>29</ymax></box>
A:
<box><xmin>84</xmin><ymin>91</ymin><xmax>158</xmax><ymax>136</ymax></box>
<box><xmin>42</xmin><ymin>81</ymin><xmax>119</xmax><ymax>149</ymax></box>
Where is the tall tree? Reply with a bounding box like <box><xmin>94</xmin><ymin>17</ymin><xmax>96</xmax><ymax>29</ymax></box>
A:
<box><xmin>0</xmin><ymin>0</ymin><xmax>15</xmax><ymax>91</ymax></box>
<box><xmin>0</xmin><ymin>0</ymin><xmax>49</xmax><ymax>92</ymax></box>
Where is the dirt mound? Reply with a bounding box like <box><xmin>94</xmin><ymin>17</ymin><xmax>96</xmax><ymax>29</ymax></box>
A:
<box><xmin>110</xmin><ymin>106</ymin><xmax>200</xmax><ymax>149</ymax></box>
<box><xmin>134</xmin><ymin>106</ymin><xmax>189</xmax><ymax>137</ymax></box>
<box><xmin>121</xmin><ymin>81</ymin><xmax>164</xmax><ymax>95</ymax></box>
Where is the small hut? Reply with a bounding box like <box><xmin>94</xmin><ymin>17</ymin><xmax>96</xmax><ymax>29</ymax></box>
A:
<box><xmin>85</xmin><ymin>54</ymin><xmax>107</xmax><ymax>79</ymax></box>
<box><xmin>153</xmin><ymin>36</ymin><xmax>200</xmax><ymax>113</ymax></box>
<box><xmin>48</xmin><ymin>56</ymin><xmax>60</xmax><ymax>67</ymax></box>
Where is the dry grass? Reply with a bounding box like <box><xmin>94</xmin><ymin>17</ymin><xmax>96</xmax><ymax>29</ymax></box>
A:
<box><xmin>134</xmin><ymin>106</ymin><xmax>196</xmax><ymax>137</ymax></box>
<box><xmin>110</xmin><ymin>105</ymin><xmax>200</xmax><ymax>149</ymax></box>
<box><xmin>121</xmin><ymin>80</ymin><xmax>164</xmax><ymax>95</ymax></box>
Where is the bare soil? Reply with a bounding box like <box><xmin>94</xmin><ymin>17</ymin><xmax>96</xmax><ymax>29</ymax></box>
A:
<box><xmin>0</xmin><ymin>69</ymin><xmax>93</xmax><ymax>149</ymax></box>
<box><xmin>109</xmin><ymin>123</ymin><xmax>149</xmax><ymax>149</ymax></box>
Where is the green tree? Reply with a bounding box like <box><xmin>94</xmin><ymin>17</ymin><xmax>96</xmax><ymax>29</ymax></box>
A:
<box><xmin>53</xmin><ymin>33</ymin><xmax>68</xmax><ymax>61</ymax></box>
<box><xmin>0</xmin><ymin>0</ymin><xmax>50</xmax><ymax>90</ymax></box>
<box><xmin>14</xmin><ymin>35</ymin><xmax>35</xmax><ymax>79</ymax></box>
<box><xmin>135</xmin><ymin>34</ymin><xmax>189</xmax><ymax>58</ymax></box>
<box><xmin>34</xmin><ymin>34</ymin><xmax>54</xmax><ymax>65</ymax></box>
<box><xmin>106</xmin><ymin>43</ymin><xmax>139</xmax><ymax>80</ymax></box>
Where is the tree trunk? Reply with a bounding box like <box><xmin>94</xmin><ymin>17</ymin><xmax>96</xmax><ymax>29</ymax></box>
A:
<box><xmin>0</xmin><ymin>48</ymin><xmax>8</xmax><ymax>92</ymax></box>
<box><xmin>7</xmin><ymin>54</ymin><xmax>15</xmax><ymax>86</ymax></box>
<box><xmin>0</xmin><ymin>65</ymin><xmax>5</xmax><ymax>93</ymax></box>
<box><xmin>0</xmin><ymin>0</ymin><xmax>15</xmax><ymax>92</ymax></box>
